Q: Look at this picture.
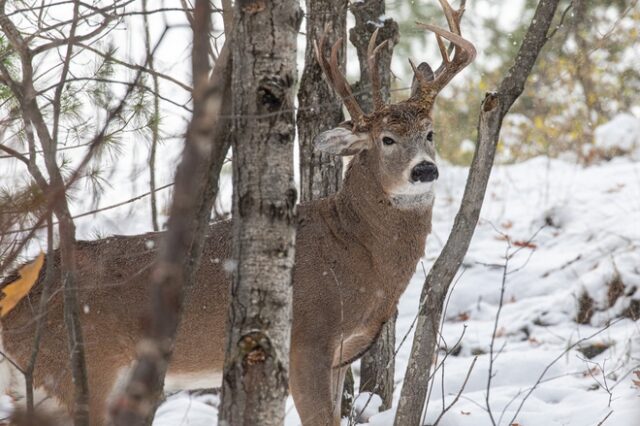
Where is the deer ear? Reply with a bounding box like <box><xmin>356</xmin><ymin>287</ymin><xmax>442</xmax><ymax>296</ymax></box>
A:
<box><xmin>410</xmin><ymin>62</ymin><xmax>435</xmax><ymax>98</ymax></box>
<box><xmin>314</xmin><ymin>126</ymin><xmax>369</xmax><ymax>156</ymax></box>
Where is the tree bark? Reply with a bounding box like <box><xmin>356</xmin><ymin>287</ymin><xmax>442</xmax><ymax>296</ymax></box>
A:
<box><xmin>296</xmin><ymin>0</ymin><xmax>352</xmax><ymax>415</ymax></box>
<box><xmin>394</xmin><ymin>2</ymin><xmax>561</xmax><ymax>425</ymax></box>
<box><xmin>109</xmin><ymin>2</ymin><xmax>233</xmax><ymax>424</ymax></box>
<box><xmin>219</xmin><ymin>0</ymin><xmax>302</xmax><ymax>425</ymax></box>
<box><xmin>297</xmin><ymin>0</ymin><xmax>347</xmax><ymax>202</ymax></box>
<box><xmin>142</xmin><ymin>0</ymin><xmax>161</xmax><ymax>232</ymax></box>
<box><xmin>349</xmin><ymin>0</ymin><xmax>398</xmax><ymax>411</ymax></box>
<box><xmin>349</xmin><ymin>1</ymin><xmax>398</xmax><ymax>112</ymax></box>
<box><xmin>360</xmin><ymin>310</ymin><xmax>396</xmax><ymax>410</ymax></box>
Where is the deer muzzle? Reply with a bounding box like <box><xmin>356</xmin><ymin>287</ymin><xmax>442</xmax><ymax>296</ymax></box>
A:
<box><xmin>410</xmin><ymin>161</ymin><xmax>439</xmax><ymax>183</ymax></box>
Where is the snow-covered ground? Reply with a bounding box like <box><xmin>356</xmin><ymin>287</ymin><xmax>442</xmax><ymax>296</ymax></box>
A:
<box><xmin>152</xmin><ymin>151</ymin><xmax>640</xmax><ymax>425</ymax></box>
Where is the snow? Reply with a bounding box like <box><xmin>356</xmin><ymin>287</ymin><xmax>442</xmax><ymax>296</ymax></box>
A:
<box><xmin>0</xmin><ymin>395</ymin><xmax>13</xmax><ymax>424</ymax></box>
<box><xmin>367</xmin><ymin>154</ymin><xmax>640</xmax><ymax>426</ymax></box>
<box><xmin>146</xmin><ymin>153</ymin><xmax>640</xmax><ymax>426</ymax></box>
<box><xmin>594</xmin><ymin>113</ymin><xmax>640</xmax><ymax>157</ymax></box>
<box><xmin>152</xmin><ymin>392</ymin><xmax>219</xmax><ymax>426</ymax></box>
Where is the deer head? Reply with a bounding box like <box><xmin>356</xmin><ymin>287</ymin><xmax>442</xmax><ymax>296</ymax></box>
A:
<box><xmin>313</xmin><ymin>0</ymin><xmax>476</xmax><ymax>208</ymax></box>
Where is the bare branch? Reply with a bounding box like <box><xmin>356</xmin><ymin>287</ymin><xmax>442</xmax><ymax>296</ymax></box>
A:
<box><xmin>394</xmin><ymin>2</ymin><xmax>562</xmax><ymax>425</ymax></box>
<box><xmin>433</xmin><ymin>356</ymin><xmax>478</xmax><ymax>426</ymax></box>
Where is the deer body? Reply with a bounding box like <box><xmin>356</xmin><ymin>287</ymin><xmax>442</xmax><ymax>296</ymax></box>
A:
<box><xmin>1</xmin><ymin>1</ymin><xmax>475</xmax><ymax>424</ymax></box>
<box><xmin>1</xmin><ymin>147</ymin><xmax>432</xmax><ymax>425</ymax></box>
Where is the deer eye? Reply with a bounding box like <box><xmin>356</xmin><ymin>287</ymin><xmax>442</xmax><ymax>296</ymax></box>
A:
<box><xmin>427</xmin><ymin>131</ymin><xmax>434</xmax><ymax>142</ymax></box>
<box><xmin>382</xmin><ymin>136</ymin><xmax>396</xmax><ymax>146</ymax></box>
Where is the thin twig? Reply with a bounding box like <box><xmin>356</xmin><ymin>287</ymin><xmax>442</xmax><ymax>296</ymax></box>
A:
<box><xmin>433</xmin><ymin>356</ymin><xmax>478</xmax><ymax>426</ymax></box>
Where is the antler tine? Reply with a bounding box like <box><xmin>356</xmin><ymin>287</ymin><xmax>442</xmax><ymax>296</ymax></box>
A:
<box><xmin>417</xmin><ymin>22</ymin><xmax>475</xmax><ymax>96</ymax></box>
<box><xmin>434</xmin><ymin>0</ymin><xmax>467</xmax><ymax>74</ymax></box>
<box><xmin>437</xmin><ymin>0</ymin><xmax>463</xmax><ymax>36</ymax></box>
<box><xmin>314</xmin><ymin>30</ymin><xmax>364</xmax><ymax>121</ymax></box>
<box><xmin>367</xmin><ymin>28</ymin><xmax>389</xmax><ymax>111</ymax></box>
<box><xmin>408</xmin><ymin>0</ymin><xmax>475</xmax><ymax>103</ymax></box>
<box><xmin>329</xmin><ymin>39</ymin><xmax>364</xmax><ymax>120</ymax></box>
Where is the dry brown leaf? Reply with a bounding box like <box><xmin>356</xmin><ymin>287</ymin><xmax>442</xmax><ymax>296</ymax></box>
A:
<box><xmin>457</xmin><ymin>312</ymin><xmax>470</xmax><ymax>321</ymax></box>
<box><xmin>0</xmin><ymin>252</ymin><xmax>44</xmax><ymax>318</ymax></box>
<box><xmin>513</xmin><ymin>240</ymin><xmax>537</xmax><ymax>249</ymax></box>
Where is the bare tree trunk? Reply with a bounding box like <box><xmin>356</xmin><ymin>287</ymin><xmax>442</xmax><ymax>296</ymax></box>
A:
<box><xmin>219</xmin><ymin>1</ymin><xmax>302</xmax><ymax>425</ymax></box>
<box><xmin>360</xmin><ymin>310</ymin><xmax>396</xmax><ymax>410</ymax></box>
<box><xmin>57</xmin><ymin>212</ymin><xmax>90</xmax><ymax>426</ymax></box>
<box><xmin>349</xmin><ymin>0</ymin><xmax>398</xmax><ymax>410</ymax></box>
<box><xmin>394</xmin><ymin>2</ymin><xmax>561</xmax><ymax>425</ymax></box>
<box><xmin>143</xmin><ymin>0</ymin><xmax>161</xmax><ymax>232</ymax></box>
<box><xmin>296</xmin><ymin>0</ymin><xmax>352</xmax><ymax>415</ymax></box>
<box><xmin>572</xmin><ymin>0</ymin><xmax>605</xmax><ymax>140</ymax></box>
<box><xmin>349</xmin><ymin>1</ymin><xmax>398</xmax><ymax>111</ymax></box>
<box><xmin>297</xmin><ymin>0</ymin><xmax>347</xmax><ymax>202</ymax></box>
<box><xmin>24</xmin><ymin>215</ymin><xmax>54</xmax><ymax>422</ymax></box>
<box><xmin>109</xmin><ymin>2</ymin><xmax>233</xmax><ymax>424</ymax></box>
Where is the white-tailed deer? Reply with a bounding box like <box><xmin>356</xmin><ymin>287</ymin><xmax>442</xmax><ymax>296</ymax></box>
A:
<box><xmin>0</xmin><ymin>1</ymin><xmax>475</xmax><ymax>425</ymax></box>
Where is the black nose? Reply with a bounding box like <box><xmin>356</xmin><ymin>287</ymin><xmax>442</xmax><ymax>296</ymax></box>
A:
<box><xmin>411</xmin><ymin>161</ymin><xmax>438</xmax><ymax>183</ymax></box>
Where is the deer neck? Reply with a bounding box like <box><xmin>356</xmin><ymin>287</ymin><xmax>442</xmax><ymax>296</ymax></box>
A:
<box><xmin>334</xmin><ymin>151</ymin><xmax>432</xmax><ymax>264</ymax></box>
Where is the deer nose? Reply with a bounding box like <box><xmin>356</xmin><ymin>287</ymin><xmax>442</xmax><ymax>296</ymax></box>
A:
<box><xmin>411</xmin><ymin>161</ymin><xmax>438</xmax><ymax>183</ymax></box>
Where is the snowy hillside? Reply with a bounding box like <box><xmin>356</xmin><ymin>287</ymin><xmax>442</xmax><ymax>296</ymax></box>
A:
<box><xmin>152</xmin><ymin>149</ymin><xmax>640</xmax><ymax>425</ymax></box>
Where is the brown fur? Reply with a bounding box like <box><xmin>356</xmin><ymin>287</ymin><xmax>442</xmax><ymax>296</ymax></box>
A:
<box><xmin>0</xmin><ymin>134</ymin><xmax>433</xmax><ymax>426</ymax></box>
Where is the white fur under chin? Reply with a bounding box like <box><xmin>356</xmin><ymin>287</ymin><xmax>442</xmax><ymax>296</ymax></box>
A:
<box><xmin>388</xmin><ymin>182</ymin><xmax>435</xmax><ymax>209</ymax></box>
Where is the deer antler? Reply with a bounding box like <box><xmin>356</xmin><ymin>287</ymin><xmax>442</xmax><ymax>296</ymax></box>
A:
<box><xmin>315</xmin><ymin>26</ymin><xmax>391</xmax><ymax>121</ymax></box>
<box><xmin>412</xmin><ymin>0</ymin><xmax>476</xmax><ymax>104</ymax></box>
<box><xmin>314</xmin><ymin>30</ymin><xmax>364</xmax><ymax>121</ymax></box>
<box><xmin>367</xmin><ymin>28</ymin><xmax>389</xmax><ymax>111</ymax></box>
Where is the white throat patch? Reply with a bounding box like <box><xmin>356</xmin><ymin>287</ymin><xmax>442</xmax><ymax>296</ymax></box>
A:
<box><xmin>389</xmin><ymin>188</ymin><xmax>435</xmax><ymax>209</ymax></box>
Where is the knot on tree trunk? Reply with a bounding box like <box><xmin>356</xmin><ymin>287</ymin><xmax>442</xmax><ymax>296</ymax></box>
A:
<box><xmin>239</xmin><ymin>331</ymin><xmax>272</xmax><ymax>366</ymax></box>
<box><xmin>258</xmin><ymin>75</ymin><xmax>294</xmax><ymax>113</ymax></box>
<box><xmin>238</xmin><ymin>0</ymin><xmax>266</xmax><ymax>14</ymax></box>
<box><xmin>482</xmin><ymin>92</ymin><xmax>499</xmax><ymax>112</ymax></box>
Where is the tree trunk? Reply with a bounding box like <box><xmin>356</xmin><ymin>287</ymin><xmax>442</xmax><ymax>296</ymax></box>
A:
<box><xmin>349</xmin><ymin>0</ymin><xmax>398</xmax><ymax>411</ymax></box>
<box><xmin>109</xmin><ymin>2</ymin><xmax>233</xmax><ymax>424</ymax></box>
<box><xmin>359</xmin><ymin>310</ymin><xmax>396</xmax><ymax>410</ymax></box>
<box><xmin>349</xmin><ymin>1</ymin><xmax>398</xmax><ymax>112</ymax></box>
<box><xmin>572</xmin><ymin>0</ymin><xmax>605</xmax><ymax>139</ymax></box>
<box><xmin>394</xmin><ymin>2</ymin><xmax>561</xmax><ymax>425</ymax></box>
<box><xmin>142</xmin><ymin>0</ymin><xmax>161</xmax><ymax>232</ymax></box>
<box><xmin>297</xmin><ymin>0</ymin><xmax>347</xmax><ymax>202</ymax></box>
<box><xmin>219</xmin><ymin>1</ymin><xmax>302</xmax><ymax>424</ymax></box>
<box><xmin>297</xmin><ymin>0</ymin><xmax>351</xmax><ymax>415</ymax></box>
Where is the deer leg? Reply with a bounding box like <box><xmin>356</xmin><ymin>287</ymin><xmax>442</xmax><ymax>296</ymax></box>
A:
<box><xmin>290</xmin><ymin>346</ymin><xmax>342</xmax><ymax>426</ymax></box>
